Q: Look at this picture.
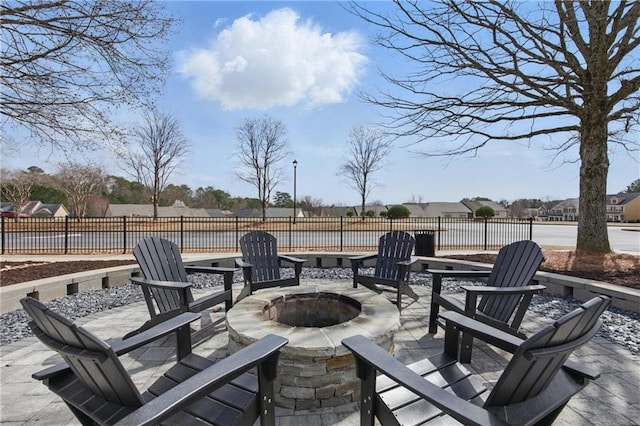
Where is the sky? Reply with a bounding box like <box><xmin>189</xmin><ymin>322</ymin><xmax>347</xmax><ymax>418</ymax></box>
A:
<box><xmin>4</xmin><ymin>1</ymin><xmax>639</xmax><ymax>206</ymax></box>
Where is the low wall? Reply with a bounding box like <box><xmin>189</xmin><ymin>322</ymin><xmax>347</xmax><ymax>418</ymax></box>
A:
<box><xmin>1</xmin><ymin>253</ymin><xmax>638</xmax><ymax>315</ymax></box>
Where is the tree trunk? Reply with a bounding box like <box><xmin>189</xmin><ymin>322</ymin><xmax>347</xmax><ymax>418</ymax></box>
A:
<box><xmin>577</xmin><ymin>119</ymin><xmax>610</xmax><ymax>253</ymax></box>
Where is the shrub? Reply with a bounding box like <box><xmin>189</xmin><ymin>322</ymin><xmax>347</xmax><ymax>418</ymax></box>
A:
<box><xmin>365</xmin><ymin>210</ymin><xmax>375</xmax><ymax>218</ymax></box>
<box><xmin>476</xmin><ymin>206</ymin><xmax>495</xmax><ymax>218</ymax></box>
<box><xmin>386</xmin><ymin>205</ymin><xmax>410</xmax><ymax>219</ymax></box>
<box><xmin>346</xmin><ymin>210</ymin><xmax>354</xmax><ymax>217</ymax></box>
<box><xmin>379</xmin><ymin>210</ymin><xmax>388</xmax><ymax>217</ymax></box>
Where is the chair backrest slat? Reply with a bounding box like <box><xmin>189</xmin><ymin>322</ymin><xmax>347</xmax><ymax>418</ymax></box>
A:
<box><xmin>375</xmin><ymin>231</ymin><xmax>415</xmax><ymax>280</ymax></box>
<box><xmin>240</xmin><ymin>231</ymin><xmax>281</xmax><ymax>282</ymax></box>
<box><xmin>485</xmin><ymin>295</ymin><xmax>610</xmax><ymax>407</ymax></box>
<box><xmin>134</xmin><ymin>237</ymin><xmax>194</xmax><ymax>312</ymax></box>
<box><xmin>478</xmin><ymin>240</ymin><xmax>544</xmax><ymax>322</ymax></box>
<box><xmin>21</xmin><ymin>297</ymin><xmax>144</xmax><ymax>408</ymax></box>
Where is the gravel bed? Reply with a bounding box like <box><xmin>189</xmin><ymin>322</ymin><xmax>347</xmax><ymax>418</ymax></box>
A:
<box><xmin>2</xmin><ymin>268</ymin><xmax>638</xmax><ymax>355</ymax></box>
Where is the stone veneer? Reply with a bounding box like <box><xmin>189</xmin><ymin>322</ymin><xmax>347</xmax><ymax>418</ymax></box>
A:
<box><xmin>226</xmin><ymin>282</ymin><xmax>400</xmax><ymax>410</ymax></box>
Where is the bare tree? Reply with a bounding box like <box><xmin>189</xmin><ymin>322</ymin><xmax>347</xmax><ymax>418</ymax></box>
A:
<box><xmin>123</xmin><ymin>110</ymin><xmax>189</xmax><ymax>219</ymax></box>
<box><xmin>348</xmin><ymin>1</ymin><xmax>640</xmax><ymax>253</ymax></box>
<box><xmin>54</xmin><ymin>162</ymin><xmax>106</xmax><ymax>218</ymax></box>
<box><xmin>235</xmin><ymin>116</ymin><xmax>289</xmax><ymax>220</ymax></box>
<box><xmin>338</xmin><ymin>126</ymin><xmax>391</xmax><ymax>218</ymax></box>
<box><xmin>0</xmin><ymin>168</ymin><xmax>39</xmax><ymax>221</ymax></box>
<box><xmin>1</xmin><ymin>0</ymin><xmax>175</xmax><ymax>151</ymax></box>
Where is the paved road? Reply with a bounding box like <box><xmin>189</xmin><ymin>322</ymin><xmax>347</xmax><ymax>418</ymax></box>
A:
<box><xmin>531</xmin><ymin>224</ymin><xmax>639</xmax><ymax>254</ymax></box>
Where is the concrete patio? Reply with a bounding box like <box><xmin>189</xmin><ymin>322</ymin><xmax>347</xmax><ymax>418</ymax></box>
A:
<box><xmin>1</xmin><ymin>279</ymin><xmax>638</xmax><ymax>425</ymax></box>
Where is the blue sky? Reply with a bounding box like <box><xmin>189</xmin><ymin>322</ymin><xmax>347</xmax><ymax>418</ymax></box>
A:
<box><xmin>5</xmin><ymin>1</ymin><xmax>639</xmax><ymax>206</ymax></box>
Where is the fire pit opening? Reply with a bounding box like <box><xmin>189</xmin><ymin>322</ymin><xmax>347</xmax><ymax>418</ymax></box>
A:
<box><xmin>263</xmin><ymin>292</ymin><xmax>361</xmax><ymax>328</ymax></box>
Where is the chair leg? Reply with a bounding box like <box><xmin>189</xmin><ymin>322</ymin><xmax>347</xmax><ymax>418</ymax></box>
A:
<box><xmin>429</xmin><ymin>275</ymin><xmax>442</xmax><ymax>334</ymax></box>
<box><xmin>459</xmin><ymin>332</ymin><xmax>474</xmax><ymax>364</ymax></box>
<box><xmin>176</xmin><ymin>324</ymin><xmax>192</xmax><ymax>360</ymax></box>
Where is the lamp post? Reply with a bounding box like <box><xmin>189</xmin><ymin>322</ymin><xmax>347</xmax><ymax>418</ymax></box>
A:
<box><xmin>293</xmin><ymin>159</ymin><xmax>298</xmax><ymax>224</ymax></box>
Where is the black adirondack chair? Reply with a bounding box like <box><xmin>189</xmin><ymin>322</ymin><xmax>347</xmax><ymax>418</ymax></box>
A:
<box><xmin>427</xmin><ymin>239</ymin><xmax>546</xmax><ymax>362</ymax></box>
<box><xmin>22</xmin><ymin>296</ymin><xmax>288</xmax><ymax>426</ymax></box>
<box><xmin>350</xmin><ymin>231</ymin><xmax>418</xmax><ymax>312</ymax></box>
<box><xmin>343</xmin><ymin>295</ymin><xmax>611</xmax><ymax>426</ymax></box>
<box><xmin>235</xmin><ymin>231</ymin><xmax>306</xmax><ymax>299</ymax></box>
<box><xmin>131</xmin><ymin>236</ymin><xmax>236</xmax><ymax>343</ymax></box>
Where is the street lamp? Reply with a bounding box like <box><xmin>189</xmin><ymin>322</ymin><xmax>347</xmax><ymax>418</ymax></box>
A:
<box><xmin>293</xmin><ymin>159</ymin><xmax>298</xmax><ymax>224</ymax></box>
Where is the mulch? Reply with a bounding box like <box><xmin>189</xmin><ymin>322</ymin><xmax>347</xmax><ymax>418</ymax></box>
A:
<box><xmin>0</xmin><ymin>260</ymin><xmax>137</xmax><ymax>287</ymax></box>
<box><xmin>1</xmin><ymin>253</ymin><xmax>638</xmax><ymax>289</ymax></box>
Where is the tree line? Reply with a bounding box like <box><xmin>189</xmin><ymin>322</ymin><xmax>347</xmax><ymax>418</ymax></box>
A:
<box><xmin>2</xmin><ymin>1</ymin><xmax>638</xmax><ymax>252</ymax></box>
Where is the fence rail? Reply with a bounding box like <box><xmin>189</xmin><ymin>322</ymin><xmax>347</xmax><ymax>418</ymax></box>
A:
<box><xmin>0</xmin><ymin>216</ymin><xmax>533</xmax><ymax>254</ymax></box>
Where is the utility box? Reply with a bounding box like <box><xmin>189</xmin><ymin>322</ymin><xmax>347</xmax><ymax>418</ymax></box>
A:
<box><xmin>414</xmin><ymin>230</ymin><xmax>435</xmax><ymax>256</ymax></box>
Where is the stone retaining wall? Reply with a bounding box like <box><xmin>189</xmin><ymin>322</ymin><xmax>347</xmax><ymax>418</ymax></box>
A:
<box><xmin>1</xmin><ymin>253</ymin><xmax>638</xmax><ymax>314</ymax></box>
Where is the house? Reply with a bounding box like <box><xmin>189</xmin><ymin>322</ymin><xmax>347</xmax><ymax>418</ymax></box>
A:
<box><xmin>205</xmin><ymin>209</ymin><xmax>228</xmax><ymax>218</ymax></box>
<box><xmin>544</xmin><ymin>198</ymin><xmax>579</xmax><ymax>221</ymax></box>
<box><xmin>319</xmin><ymin>206</ymin><xmax>357</xmax><ymax>217</ymax></box>
<box><xmin>461</xmin><ymin>200</ymin><xmax>508</xmax><ymax>218</ymax></box>
<box><xmin>607</xmin><ymin>192</ymin><xmax>640</xmax><ymax>222</ymax></box>
<box><xmin>420</xmin><ymin>202</ymin><xmax>472</xmax><ymax>219</ymax></box>
<box><xmin>361</xmin><ymin>204</ymin><xmax>389</xmax><ymax>217</ymax></box>
<box><xmin>105</xmin><ymin>204</ymin><xmax>210</xmax><ymax>218</ymax></box>
<box><xmin>232</xmin><ymin>208</ymin><xmax>305</xmax><ymax>218</ymax></box>
<box><xmin>401</xmin><ymin>203</ymin><xmax>427</xmax><ymax>217</ymax></box>
<box><xmin>1</xmin><ymin>201</ymin><xmax>69</xmax><ymax>218</ymax></box>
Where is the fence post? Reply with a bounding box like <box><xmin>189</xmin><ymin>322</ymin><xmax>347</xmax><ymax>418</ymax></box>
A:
<box><xmin>64</xmin><ymin>216</ymin><xmax>69</xmax><ymax>254</ymax></box>
<box><xmin>437</xmin><ymin>216</ymin><xmax>441</xmax><ymax>250</ymax></box>
<box><xmin>340</xmin><ymin>216</ymin><xmax>343</xmax><ymax>252</ymax></box>
<box><xmin>123</xmin><ymin>216</ymin><xmax>127</xmax><ymax>254</ymax></box>
<box><xmin>180</xmin><ymin>216</ymin><xmax>184</xmax><ymax>252</ymax></box>
<box><xmin>0</xmin><ymin>216</ymin><xmax>4</xmax><ymax>254</ymax></box>
<box><xmin>529</xmin><ymin>217</ymin><xmax>533</xmax><ymax>240</ymax></box>
<box><xmin>484</xmin><ymin>217</ymin><xmax>488</xmax><ymax>250</ymax></box>
<box><xmin>235</xmin><ymin>216</ymin><xmax>239</xmax><ymax>252</ymax></box>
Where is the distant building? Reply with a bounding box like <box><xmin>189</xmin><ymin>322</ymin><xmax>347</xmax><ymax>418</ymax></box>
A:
<box><xmin>420</xmin><ymin>202</ymin><xmax>472</xmax><ymax>219</ymax></box>
<box><xmin>606</xmin><ymin>193</ymin><xmax>640</xmax><ymax>222</ymax></box>
<box><xmin>461</xmin><ymin>200</ymin><xmax>508</xmax><ymax>218</ymax></box>
<box><xmin>1</xmin><ymin>201</ymin><xmax>69</xmax><ymax>218</ymax></box>
<box><xmin>542</xmin><ymin>199</ymin><xmax>579</xmax><ymax>221</ymax></box>
<box><xmin>232</xmin><ymin>208</ymin><xmax>305</xmax><ymax>218</ymax></box>
<box><xmin>105</xmin><ymin>204</ymin><xmax>210</xmax><ymax>217</ymax></box>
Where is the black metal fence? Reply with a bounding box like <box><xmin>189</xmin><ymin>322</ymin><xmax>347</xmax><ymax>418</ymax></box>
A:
<box><xmin>0</xmin><ymin>216</ymin><xmax>533</xmax><ymax>254</ymax></box>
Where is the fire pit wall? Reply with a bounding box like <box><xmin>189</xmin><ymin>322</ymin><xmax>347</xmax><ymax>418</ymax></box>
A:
<box><xmin>226</xmin><ymin>284</ymin><xmax>400</xmax><ymax>410</ymax></box>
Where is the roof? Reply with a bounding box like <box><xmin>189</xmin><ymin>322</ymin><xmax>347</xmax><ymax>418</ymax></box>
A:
<box><xmin>106</xmin><ymin>204</ymin><xmax>210</xmax><ymax>217</ymax></box>
<box><xmin>461</xmin><ymin>200</ymin><xmax>506</xmax><ymax>212</ymax></box>
<box><xmin>421</xmin><ymin>202</ymin><xmax>472</xmax><ymax>216</ymax></box>
<box><xmin>607</xmin><ymin>193</ymin><xmax>640</xmax><ymax>205</ymax></box>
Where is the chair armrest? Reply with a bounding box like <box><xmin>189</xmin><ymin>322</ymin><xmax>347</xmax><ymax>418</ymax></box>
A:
<box><xmin>426</xmin><ymin>269</ymin><xmax>492</xmax><ymax>278</ymax></box>
<box><xmin>235</xmin><ymin>258</ymin><xmax>252</xmax><ymax>269</ymax></box>
<box><xmin>349</xmin><ymin>254</ymin><xmax>377</xmax><ymax>262</ymax></box>
<box><xmin>278</xmin><ymin>255</ymin><xmax>306</xmax><ymax>264</ymax></box>
<box><xmin>397</xmin><ymin>256</ymin><xmax>418</xmax><ymax>267</ymax></box>
<box><xmin>111</xmin><ymin>312</ymin><xmax>201</xmax><ymax>355</ymax></box>
<box><xmin>130</xmin><ymin>276</ymin><xmax>193</xmax><ymax>290</ymax></box>
<box><xmin>185</xmin><ymin>265</ymin><xmax>237</xmax><ymax>275</ymax></box>
<box><xmin>460</xmin><ymin>284</ymin><xmax>546</xmax><ymax>295</ymax></box>
<box><xmin>114</xmin><ymin>334</ymin><xmax>289</xmax><ymax>426</ymax></box>
<box><xmin>342</xmin><ymin>335</ymin><xmax>508</xmax><ymax>426</ymax></box>
<box><xmin>562</xmin><ymin>359</ymin><xmax>601</xmax><ymax>381</ymax></box>
<box><xmin>33</xmin><ymin>312</ymin><xmax>201</xmax><ymax>381</ymax></box>
<box><xmin>439</xmin><ymin>311</ymin><xmax>523</xmax><ymax>354</ymax></box>
<box><xmin>349</xmin><ymin>254</ymin><xmax>377</xmax><ymax>271</ymax></box>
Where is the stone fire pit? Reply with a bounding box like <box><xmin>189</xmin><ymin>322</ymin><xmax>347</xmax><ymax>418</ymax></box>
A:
<box><xmin>226</xmin><ymin>282</ymin><xmax>400</xmax><ymax>410</ymax></box>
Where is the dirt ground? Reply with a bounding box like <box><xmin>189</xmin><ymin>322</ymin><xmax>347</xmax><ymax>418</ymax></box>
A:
<box><xmin>1</xmin><ymin>250</ymin><xmax>638</xmax><ymax>289</ymax></box>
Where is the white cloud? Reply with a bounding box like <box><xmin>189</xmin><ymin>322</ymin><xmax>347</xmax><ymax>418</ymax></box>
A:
<box><xmin>178</xmin><ymin>8</ymin><xmax>367</xmax><ymax>110</ymax></box>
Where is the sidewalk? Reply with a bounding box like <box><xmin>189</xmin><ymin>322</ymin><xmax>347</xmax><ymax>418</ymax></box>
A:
<box><xmin>1</xmin><ymin>280</ymin><xmax>638</xmax><ymax>425</ymax></box>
